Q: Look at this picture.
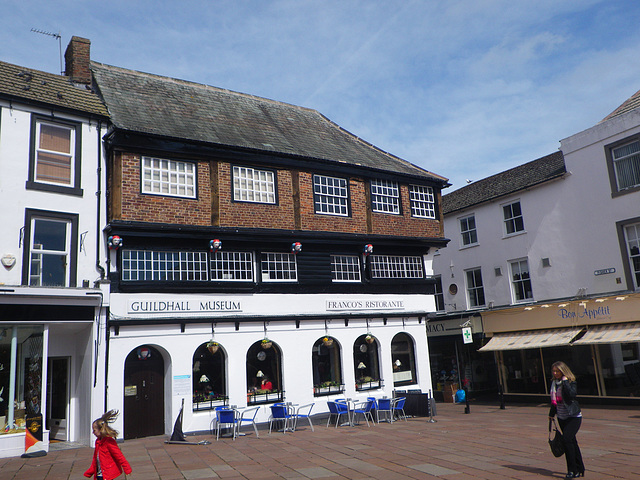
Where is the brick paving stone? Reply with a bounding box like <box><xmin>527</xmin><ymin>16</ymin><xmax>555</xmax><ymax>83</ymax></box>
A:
<box><xmin>3</xmin><ymin>402</ymin><xmax>640</xmax><ymax>479</ymax></box>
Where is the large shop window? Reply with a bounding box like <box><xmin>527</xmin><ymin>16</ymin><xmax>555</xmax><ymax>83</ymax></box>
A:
<box><xmin>192</xmin><ymin>343</ymin><xmax>227</xmax><ymax>411</ymax></box>
<box><xmin>391</xmin><ymin>333</ymin><xmax>417</xmax><ymax>387</ymax></box>
<box><xmin>141</xmin><ymin>156</ymin><xmax>196</xmax><ymax>198</ymax></box>
<box><xmin>246</xmin><ymin>341</ymin><xmax>284</xmax><ymax>404</ymax></box>
<box><xmin>27</xmin><ymin>117</ymin><xmax>82</xmax><ymax>196</ymax></box>
<box><xmin>312</xmin><ymin>337</ymin><xmax>344</xmax><ymax>396</ymax></box>
<box><xmin>353</xmin><ymin>335</ymin><xmax>382</xmax><ymax>391</ymax></box>
<box><xmin>0</xmin><ymin>326</ymin><xmax>44</xmax><ymax>435</ymax></box>
<box><xmin>24</xmin><ymin>210</ymin><xmax>78</xmax><ymax>287</ymax></box>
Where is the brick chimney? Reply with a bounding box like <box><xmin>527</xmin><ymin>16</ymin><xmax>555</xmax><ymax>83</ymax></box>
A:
<box><xmin>64</xmin><ymin>36</ymin><xmax>91</xmax><ymax>84</ymax></box>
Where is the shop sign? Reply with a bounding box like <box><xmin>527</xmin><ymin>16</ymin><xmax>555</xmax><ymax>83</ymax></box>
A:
<box><xmin>128</xmin><ymin>299</ymin><xmax>242</xmax><ymax>314</ymax></box>
<box><xmin>462</xmin><ymin>326</ymin><xmax>473</xmax><ymax>344</ymax></box>
<box><xmin>325</xmin><ymin>299</ymin><xmax>405</xmax><ymax>311</ymax></box>
<box><xmin>558</xmin><ymin>304</ymin><xmax>612</xmax><ymax>321</ymax></box>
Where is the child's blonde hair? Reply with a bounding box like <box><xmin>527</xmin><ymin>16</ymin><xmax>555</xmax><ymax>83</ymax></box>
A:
<box><xmin>93</xmin><ymin>410</ymin><xmax>120</xmax><ymax>438</ymax></box>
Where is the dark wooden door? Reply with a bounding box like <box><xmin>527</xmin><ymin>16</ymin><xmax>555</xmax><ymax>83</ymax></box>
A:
<box><xmin>123</xmin><ymin>346</ymin><xmax>164</xmax><ymax>439</ymax></box>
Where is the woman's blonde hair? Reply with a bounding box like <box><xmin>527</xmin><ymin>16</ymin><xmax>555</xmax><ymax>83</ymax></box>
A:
<box><xmin>93</xmin><ymin>410</ymin><xmax>120</xmax><ymax>438</ymax></box>
<box><xmin>551</xmin><ymin>361</ymin><xmax>576</xmax><ymax>382</ymax></box>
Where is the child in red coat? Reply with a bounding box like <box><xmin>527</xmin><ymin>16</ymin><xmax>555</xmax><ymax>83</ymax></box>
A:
<box><xmin>84</xmin><ymin>410</ymin><xmax>132</xmax><ymax>480</ymax></box>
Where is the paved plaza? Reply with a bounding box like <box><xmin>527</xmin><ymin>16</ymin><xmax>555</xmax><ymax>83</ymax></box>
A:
<box><xmin>2</xmin><ymin>401</ymin><xmax>639</xmax><ymax>479</ymax></box>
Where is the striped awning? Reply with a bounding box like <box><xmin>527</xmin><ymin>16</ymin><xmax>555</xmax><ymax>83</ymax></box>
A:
<box><xmin>572</xmin><ymin>323</ymin><xmax>640</xmax><ymax>345</ymax></box>
<box><xmin>479</xmin><ymin>328</ymin><xmax>583</xmax><ymax>352</ymax></box>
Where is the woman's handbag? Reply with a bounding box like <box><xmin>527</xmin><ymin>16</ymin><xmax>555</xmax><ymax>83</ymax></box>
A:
<box><xmin>548</xmin><ymin>418</ymin><xmax>565</xmax><ymax>457</ymax></box>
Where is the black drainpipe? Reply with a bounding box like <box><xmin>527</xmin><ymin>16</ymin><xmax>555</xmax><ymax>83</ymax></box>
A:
<box><xmin>95</xmin><ymin>119</ymin><xmax>106</xmax><ymax>281</ymax></box>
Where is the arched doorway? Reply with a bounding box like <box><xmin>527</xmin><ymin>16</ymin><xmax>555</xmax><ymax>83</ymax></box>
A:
<box><xmin>123</xmin><ymin>345</ymin><xmax>164</xmax><ymax>439</ymax></box>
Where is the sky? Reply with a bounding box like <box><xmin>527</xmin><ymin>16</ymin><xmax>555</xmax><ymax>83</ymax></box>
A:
<box><xmin>3</xmin><ymin>0</ymin><xmax>640</xmax><ymax>192</ymax></box>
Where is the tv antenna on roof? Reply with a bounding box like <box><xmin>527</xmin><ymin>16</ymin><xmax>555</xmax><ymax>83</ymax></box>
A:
<box><xmin>31</xmin><ymin>28</ymin><xmax>63</xmax><ymax>75</ymax></box>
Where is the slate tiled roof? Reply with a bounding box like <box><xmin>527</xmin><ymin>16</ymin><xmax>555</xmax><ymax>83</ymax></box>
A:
<box><xmin>91</xmin><ymin>62</ymin><xmax>447</xmax><ymax>182</ymax></box>
<box><xmin>0</xmin><ymin>60</ymin><xmax>108</xmax><ymax>117</ymax></box>
<box><xmin>442</xmin><ymin>151</ymin><xmax>566</xmax><ymax>215</ymax></box>
<box><xmin>601</xmin><ymin>88</ymin><xmax>640</xmax><ymax>123</ymax></box>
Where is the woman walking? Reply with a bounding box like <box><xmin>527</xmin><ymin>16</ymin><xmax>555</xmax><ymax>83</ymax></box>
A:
<box><xmin>549</xmin><ymin>361</ymin><xmax>585</xmax><ymax>478</ymax></box>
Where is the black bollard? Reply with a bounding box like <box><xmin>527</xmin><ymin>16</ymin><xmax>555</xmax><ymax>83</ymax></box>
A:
<box><xmin>464</xmin><ymin>387</ymin><xmax>470</xmax><ymax>414</ymax></box>
<box><xmin>499</xmin><ymin>383</ymin><xmax>505</xmax><ymax>409</ymax></box>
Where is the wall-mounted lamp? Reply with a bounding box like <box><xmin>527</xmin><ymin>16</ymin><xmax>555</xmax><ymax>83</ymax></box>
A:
<box><xmin>363</xmin><ymin>244</ymin><xmax>373</xmax><ymax>256</ymax></box>
<box><xmin>107</xmin><ymin>235</ymin><xmax>122</xmax><ymax>250</ymax></box>
<box><xmin>291</xmin><ymin>242</ymin><xmax>302</xmax><ymax>254</ymax></box>
<box><xmin>210</xmin><ymin>239</ymin><xmax>222</xmax><ymax>253</ymax></box>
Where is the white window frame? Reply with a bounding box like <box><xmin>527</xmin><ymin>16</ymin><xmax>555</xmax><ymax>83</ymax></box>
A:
<box><xmin>465</xmin><ymin>267</ymin><xmax>485</xmax><ymax>308</ymax></box>
<box><xmin>28</xmin><ymin>217</ymin><xmax>72</xmax><ymax>287</ymax></box>
<box><xmin>434</xmin><ymin>275</ymin><xmax>445</xmax><ymax>311</ymax></box>
<box><xmin>370</xmin><ymin>179</ymin><xmax>400</xmax><ymax>214</ymax></box>
<box><xmin>261</xmin><ymin>252</ymin><xmax>298</xmax><ymax>282</ymax></box>
<box><xmin>233</xmin><ymin>166</ymin><xmax>276</xmax><ymax>204</ymax></box>
<box><xmin>313</xmin><ymin>174</ymin><xmax>349</xmax><ymax>216</ymax></box>
<box><xmin>502</xmin><ymin>200</ymin><xmax>525</xmax><ymax>236</ymax></box>
<box><xmin>409</xmin><ymin>185</ymin><xmax>436</xmax><ymax>218</ymax></box>
<box><xmin>34</xmin><ymin>121</ymin><xmax>75</xmax><ymax>186</ymax></box>
<box><xmin>510</xmin><ymin>258</ymin><xmax>533</xmax><ymax>303</ymax></box>
<box><xmin>612</xmin><ymin>140</ymin><xmax>640</xmax><ymax>191</ymax></box>
<box><xmin>459</xmin><ymin>214</ymin><xmax>478</xmax><ymax>247</ymax></box>
<box><xmin>369</xmin><ymin>255</ymin><xmax>424</xmax><ymax>279</ymax></box>
<box><xmin>121</xmin><ymin>250</ymin><xmax>208</xmax><ymax>281</ymax></box>
<box><xmin>331</xmin><ymin>255</ymin><xmax>362</xmax><ymax>282</ymax></box>
<box><xmin>141</xmin><ymin>156</ymin><xmax>196</xmax><ymax>198</ymax></box>
<box><xmin>210</xmin><ymin>251</ymin><xmax>254</xmax><ymax>281</ymax></box>
<box><xmin>624</xmin><ymin>223</ymin><xmax>640</xmax><ymax>289</ymax></box>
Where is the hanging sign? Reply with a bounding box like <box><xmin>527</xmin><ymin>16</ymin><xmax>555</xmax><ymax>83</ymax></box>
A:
<box><xmin>462</xmin><ymin>326</ymin><xmax>473</xmax><ymax>344</ymax></box>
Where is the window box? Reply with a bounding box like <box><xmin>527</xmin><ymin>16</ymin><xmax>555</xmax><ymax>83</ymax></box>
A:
<box><xmin>313</xmin><ymin>383</ymin><xmax>345</xmax><ymax>397</ymax></box>
<box><xmin>193</xmin><ymin>396</ymin><xmax>228</xmax><ymax>412</ymax></box>
<box><xmin>356</xmin><ymin>379</ymin><xmax>382</xmax><ymax>392</ymax></box>
<box><xmin>247</xmin><ymin>390</ymin><xmax>284</xmax><ymax>405</ymax></box>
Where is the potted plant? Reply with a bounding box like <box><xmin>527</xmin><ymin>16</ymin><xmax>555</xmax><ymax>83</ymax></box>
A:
<box><xmin>206</xmin><ymin>340</ymin><xmax>219</xmax><ymax>354</ymax></box>
<box><xmin>322</xmin><ymin>336</ymin><xmax>334</xmax><ymax>346</ymax></box>
<box><xmin>261</xmin><ymin>338</ymin><xmax>272</xmax><ymax>349</ymax></box>
<box><xmin>365</xmin><ymin>334</ymin><xmax>375</xmax><ymax>344</ymax></box>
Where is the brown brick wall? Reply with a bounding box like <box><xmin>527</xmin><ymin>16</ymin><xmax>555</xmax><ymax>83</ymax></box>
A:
<box><xmin>112</xmin><ymin>152</ymin><xmax>444</xmax><ymax>239</ymax></box>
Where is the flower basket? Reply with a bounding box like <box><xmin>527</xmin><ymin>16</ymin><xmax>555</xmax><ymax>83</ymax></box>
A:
<box><xmin>261</xmin><ymin>339</ymin><xmax>272</xmax><ymax>349</ymax></box>
<box><xmin>206</xmin><ymin>341</ymin><xmax>219</xmax><ymax>354</ymax></box>
<box><xmin>365</xmin><ymin>335</ymin><xmax>375</xmax><ymax>344</ymax></box>
<box><xmin>322</xmin><ymin>337</ymin><xmax>334</xmax><ymax>347</ymax></box>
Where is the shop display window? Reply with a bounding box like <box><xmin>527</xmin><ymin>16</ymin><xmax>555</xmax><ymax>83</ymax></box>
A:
<box><xmin>312</xmin><ymin>337</ymin><xmax>344</xmax><ymax>396</ymax></box>
<box><xmin>246</xmin><ymin>341</ymin><xmax>284</xmax><ymax>404</ymax></box>
<box><xmin>597</xmin><ymin>343</ymin><xmax>640</xmax><ymax>397</ymax></box>
<box><xmin>0</xmin><ymin>326</ymin><xmax>44</xmax><ymax>435</ymax></box>
<box><xmin>391</xmin><ymin>333</ymin><xmax>417</xmax><ymax>387</ymax></box>
<box><xmin>192</xmin><ymin>343</ymin><xmax>227</xmax><ymax>411</ymax></box>
<box><xmin>353</xmin><ymin>335</ymin><xmax>382</xmax><ymax>391</ymax></box>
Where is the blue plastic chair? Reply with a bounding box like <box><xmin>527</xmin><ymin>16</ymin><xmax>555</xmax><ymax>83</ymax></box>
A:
<box><xmin>269</xmin><ymin>404</ymin><xmax>292</xmax><ymax>434</ymax></box>
<box><xmin>392</xmin><ymin>397</ymin><xmax>407</xmax><ymax>421</ymax></box>
<box><xmin>326</xmin><ymin>401</ymin><xmax>349</xmax><ymax>428</ymax></box>
<box><xmin>293</xmin><ymin>403</ymin><xmax>315</xmax><ymax>432</ymax></box>
<box><xmin>237</xmin><ymin>406</ymin><xmax>260</xmax><ymax>437</ymax></box>
<box><xmin>376</xmin><ymin>397</ymin><xmax>393</xmax><ymax>423</ymax></box>
<box><xmin>215</xmin><ymin>408</ymin><xmax>237</xmax><ymax>440</ymax></box>
<box><xmin>352</xmin><ymin>399</ymin><xmax>375</xmax><ymax>426</ymax></box>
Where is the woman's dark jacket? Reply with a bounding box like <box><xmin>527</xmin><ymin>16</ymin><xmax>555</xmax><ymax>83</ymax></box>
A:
<box><xmin>549</xmin><ymin>379</ymin><xmax>581</xmax><ymax>418</ymax></box>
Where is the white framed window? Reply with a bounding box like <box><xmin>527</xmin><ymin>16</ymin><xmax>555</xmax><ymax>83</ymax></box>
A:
<box><xmin>624</xmin><ymin>223</ymin><xmax>640</xmax><ymax>289</ymax></box>
<box><xmin>233</xmin><ymin>166</ymin><xmax>276</xmax><ymax>203</ymax></box>
<box><xmin>434</xmin><ymin>275</ymin><xmax>444</xmax><ymax>311</ymax></box>
<box><xmin>503</xmin><ymin>200</ymin><xmax>524</xmax><ymax>235</ymax></box>
<box><xmin>28</xmin><ymin>217</ymin><xmax>73</xmax><ymax>287</ymax></box>
<box><xmin>210</xmin><ymin>251</ymin><xmax>254</xmax><ymax>281</ymax></box>
<box><xmin>331</xmin><ymin>255</ymin><xmax>361</xmax><ymax>282</ymax></box>
<box><xmin>141</xmin><ymin>156</ymin><xmax>196</xmax><ymax>198</ymax></box>
<box><xmin>313</xmin><ymin>174</ymin><xmax>349</xmax><ymax>216</ymax></box>
<box><xmin>459</xmin><ymin>215</ymin><xmax>478</xmax><ymax>246</ymax></box>
<box><xmin>612</xmin><ymin>140</ymin><xmax>640</xmax><ymax>191</ymax></box>
<box><xmin>121</xmin><ymin>250</ymin><xmax>208</xmax><ymax>281</ymax></box>
<box><xmin>261</xmin><ymin>252</ymin><xmax>297</xmax><ymax>282</ymax></box>
<box><xmin>34</xmin><ymin>121</ymin><xmax>75</xmax><ymax>186</ymax></box>
<box><xmin>409</xmin><ymin>185</ymin><xmax>436</xmax><ymax>218</ymax></box>
<box><xmin>510</xmin><ymin>259</ymin><xmax>533</xmax><ymax>302</ymax></box>
<box><xmin>465</xmin><ymin>268</ymin><xmax>485</xmax><ymax>308</ymax></box>
<box><xmin>371</xmin><ymin>179</ymin><xmax>400</xmax><ymax>214</ymax></box>
<box><xmin>369</xmin><ymin>255</ymin><xmax>424</xmax><ymax>279</ymax></box>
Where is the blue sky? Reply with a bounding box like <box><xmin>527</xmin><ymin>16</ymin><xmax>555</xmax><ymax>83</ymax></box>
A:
<box><xmin>3</xmin><ymin>1</ymin><xmax>640</xmax><ymax>191</ymax></box>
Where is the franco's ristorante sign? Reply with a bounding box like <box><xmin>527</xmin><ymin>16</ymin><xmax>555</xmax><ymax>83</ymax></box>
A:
<box><xmin>128</xmin><ymin>299</ymin><xmax>242</xmax><ymax>314</ymax></box>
